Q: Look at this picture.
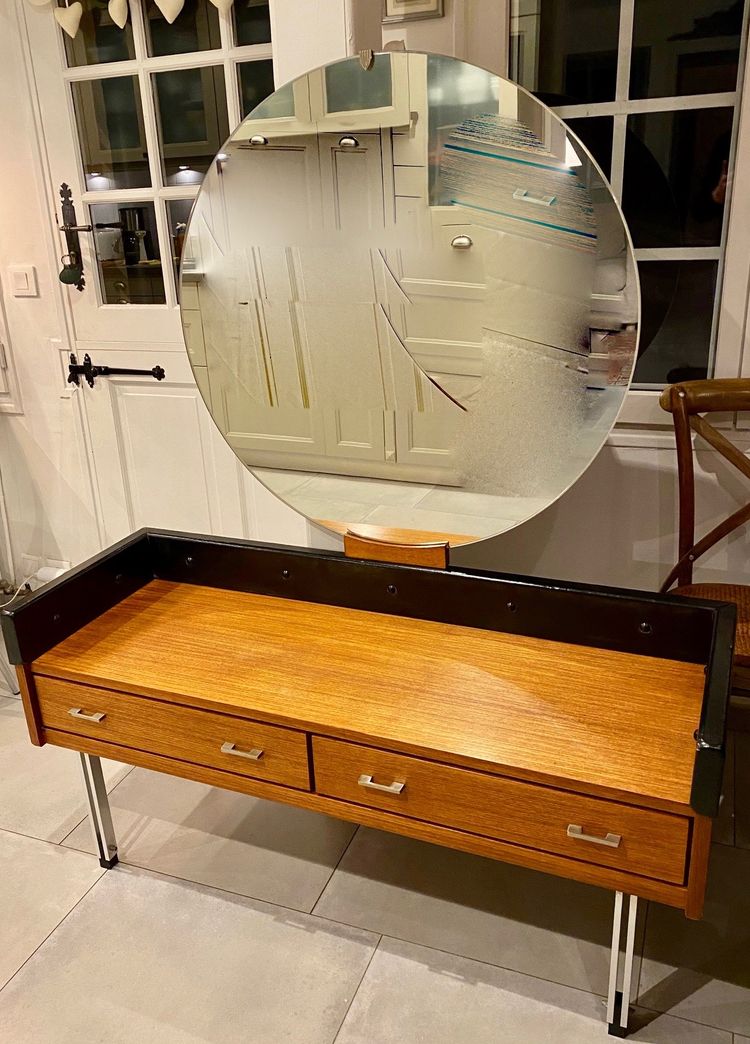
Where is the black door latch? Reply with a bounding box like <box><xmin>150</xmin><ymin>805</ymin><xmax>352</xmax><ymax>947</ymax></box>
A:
<box><xmin>68</xmin><ymin>353</ymin><xmax>166</xmax><ymax>388</ymax></box>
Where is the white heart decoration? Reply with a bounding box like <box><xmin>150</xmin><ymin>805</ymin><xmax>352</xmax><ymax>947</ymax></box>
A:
<box><xmin>108</xmin><ymin>0</ymin><xmax>129</xmax><ymax>29</ymax></box>
<box><xmin>54</xmin><ymin>1</ymin><xmax>83</xmax><ymax>38</ymax></box>
<box><xmin>153</xmin><ymin>0</ymin><xmax>185</xmax><ymax>23</ymax></box>
<box><xmin>208</xmin><ymin>0</ymin><xmax>234</xmax><ymax>11</ymax></box>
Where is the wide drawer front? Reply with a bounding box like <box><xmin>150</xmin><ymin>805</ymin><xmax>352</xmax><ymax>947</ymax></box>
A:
<box><xmin>35</xmin><ymin>676</ymin><xmax>310</xmax><ymax>791</ymax></box>
<box><xmin>312</xmin><ymin>737</ymin><xmax>690</xmax><ymax>883</ymax></box>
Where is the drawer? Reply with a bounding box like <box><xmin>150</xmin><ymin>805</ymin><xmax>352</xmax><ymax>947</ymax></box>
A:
<box><xmin>312</xmin><ymin>738</ymin><xmax>690</xmax><ymax>884</ymax></box>
<box><xmin>36</xmin><ymin>676</ymin><xmax>310</xmax><ymax>791</ymax></box>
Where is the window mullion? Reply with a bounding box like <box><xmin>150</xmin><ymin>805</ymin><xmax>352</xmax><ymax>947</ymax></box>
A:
<box><xmin>218</xmin><ymin>8</ymin><xmax>242</xmax><ymax>132</ymax></box>
<box><xmin>615</xmin><ymin>0</ymin><xmax>635</xmax><ymax>103</ymax></box>
<box><xmin>130</xmin><ymin>0</ymin><xmax>177</xmax><ymax>306</ymax></box>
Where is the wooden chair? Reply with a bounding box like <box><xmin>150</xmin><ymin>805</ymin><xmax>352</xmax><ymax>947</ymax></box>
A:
<box><xmin>660</xmin><ymin>379</ymin><xmax>750</xmax><ymax>707</ymax></box>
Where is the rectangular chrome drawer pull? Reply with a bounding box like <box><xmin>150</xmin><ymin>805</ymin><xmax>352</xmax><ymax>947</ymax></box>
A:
<box><xmin>68</xmin><ymin>707</ymin><xmax>106</xmax><ymax>723</ymax></box>
<box><xmin>567</xmin><ymin>824</ymin><xmax>622</xmax><ymax>848</ymax></box>
<box><xmin>358</xmin><ymin>773</ymin><xmax>405</xmax><ymax>795</ymax></box>
<box><xmin>513</xmin><ymin>187</ymin><xmax>556</xmax><ymax>207</ymax></box>
<box><xmin>221</xmin><ymin>741</ymin><xmax>263</xmax><ymax>761</ymax></box>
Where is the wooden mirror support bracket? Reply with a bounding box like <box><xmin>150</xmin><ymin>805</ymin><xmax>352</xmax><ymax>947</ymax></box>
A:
<box><xmin>343</xmin><ymin>529</ymin><xmax>449</xmax><ymax>569</ymax></box>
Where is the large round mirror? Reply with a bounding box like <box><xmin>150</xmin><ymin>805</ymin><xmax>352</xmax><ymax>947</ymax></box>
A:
<box><xmin>180</xmin><ymin>52</ymin><xmax>639</xmax><ymax>547</ymax></box>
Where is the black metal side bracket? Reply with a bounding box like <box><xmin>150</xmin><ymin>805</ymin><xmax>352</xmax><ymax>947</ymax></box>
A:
<box><xmin>68</xmin><ymin>353</ymin><xmax>166</xmax><ymax>388</ymax></box>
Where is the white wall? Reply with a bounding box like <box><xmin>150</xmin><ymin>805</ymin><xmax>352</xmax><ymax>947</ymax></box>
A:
<box><xmin>0</xmin><ymin>0</ymin><xmax>748</xmax><ymax>597</ymax></box>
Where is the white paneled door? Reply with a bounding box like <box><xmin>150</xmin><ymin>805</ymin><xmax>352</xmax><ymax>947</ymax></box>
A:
<box><xmin>19</xmin><ymin>0</ymin><xmax>308</xmax><ymax>548</ymax></box>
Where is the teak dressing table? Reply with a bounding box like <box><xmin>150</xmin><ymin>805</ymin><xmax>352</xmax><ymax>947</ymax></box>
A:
<box><xmin>2</xmin><ymin>528</ymin><xmax>734</xmax><ymax>1038</ymax></box>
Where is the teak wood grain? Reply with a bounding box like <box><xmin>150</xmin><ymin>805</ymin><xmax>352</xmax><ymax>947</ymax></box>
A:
<box><xmin>42</xmin><ymin>727</ymin><xmax>698</xmax><ymax>914</ymax></box>
<box><xmin>31</xmin><ymin>580</ymin><xmax>706</xmax><ymax>809</ymax></box>
<box><xmin>35</xmin><ymin>675</ymin><xmax>310</xmax><ymax>791</ymax></box>
<box><xmin>312</xmin><ymin>737</ymin><xmax>690</xmax><ymax>884</ymax></box>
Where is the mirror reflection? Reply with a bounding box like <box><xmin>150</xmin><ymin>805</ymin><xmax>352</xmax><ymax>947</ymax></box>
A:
<box><xmin>181</xmin><ymin>53</ymin><xmax>639</xmax><ymax>546</ymax></box>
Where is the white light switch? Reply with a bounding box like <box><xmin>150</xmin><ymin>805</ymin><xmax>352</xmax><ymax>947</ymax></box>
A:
<box><xmin>8</xmin><ymin>264</ymin><xmax>38</xmax><ymax>298</ymax></box>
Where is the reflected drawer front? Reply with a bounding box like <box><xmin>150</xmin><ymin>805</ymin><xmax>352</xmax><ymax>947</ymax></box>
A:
<box><xmin>312</xmin><ymin>737</ymin><xmax>690</xmax><ymax>883</ymax></box>
<box><xmin>35</xmin><ymin>676</ymin><xmax>310</xmax><ymax>791</ymax></box>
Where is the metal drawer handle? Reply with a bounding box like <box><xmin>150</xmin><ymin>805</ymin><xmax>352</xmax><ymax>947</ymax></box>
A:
<box><xmin>68</xmin><ymin>707</ymin><xmax>106</xmax><ymax>723</ymax></box>
<box><xmin>249</xmin><ymin>134</ymin><xmax>268</xmax><ymax>146</ymax></box>
<box><xmin>221</xmin><ymin>741</ymin><xmax>264</xmax><ymax>761</ymax></box>
<box><xmin>339</xmin><ymin>135</ymin><xmax>359</xmax><ymax>148</ymax></box>
<box><xmin>567</xmin><ymin>824</ymin><xmax>622</xmax><ymax>848</ymax></box>
<box><xmin>451</xmin><ymin>234</ymin><xmax>473</xmax><ymax>249</ymax></box>
<box><xmin>513</xmin><ymin>188</ymin><xmax>556</xmax><ymax>207</ymax></box>
<box><xmin>358</xmin><ymin>773</ymin><xmax>405</xmax><ymax>795</ymax></box>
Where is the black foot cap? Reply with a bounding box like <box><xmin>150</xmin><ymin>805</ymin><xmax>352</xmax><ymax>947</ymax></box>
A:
<box><xmin>99</xmin><ymin>853</ymin><xmax>119</xmax><ymax>870</ymax></box>
<box><xmin>608</xmin><ymin>991</ymin><xmax>630</xmax><ymax>1037</ymax></box>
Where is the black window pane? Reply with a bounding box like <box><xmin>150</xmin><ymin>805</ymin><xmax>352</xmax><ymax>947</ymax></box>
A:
<box><xmin>60</xmin><ymin>0</ymin><xmax>135</xmax><ymax>66</ymax></box>
<box><xmin>153</xmin><ymin>67</ymin><xmax>230</xmax><ymax>185</ymax></box>
<box><xmin>510</xmin><ymin>0</ymin><xmax>621</xmax><ymax>105</ymax></box>
<box><xmin>234</xmin><ymin>0</ymin><xmax>272</xmax><ymax>45</ymax></box>
<box><xmin>565</xmin><ymin>116</ymin><xmax>614</xmax><ymax>179</ymax></box>
<box><xmin>146</xmin><ymin>0</ymin><xmax>221</xmax><ymax>57</ymax></box>
<box><xmin>634</xmin><ymin>260</ymin><xmax>716</xmax><ymax>384</ymax></box>
<box><xmin>90</xmin><ymin>202</ymin><xmax>166</xmax><ymax>305</ymax></box>
<box><xmin>622</xmin><ymin>108</ymin><xmax>733</xmax><ymax>247</ymax></box>
<box><xmin>71</xmin><ymin>77</ymin><xmax>150</xmax><ymax>190</ymax></box>
<box><xmin>630</xmin><ymin>0</ymin><xmax>743</xmax><ymax>100</ymax></box>
<box><xmin>238</xmin><ymin>59</ymin><xmax>276</xmax><ymax>118</ymax></box>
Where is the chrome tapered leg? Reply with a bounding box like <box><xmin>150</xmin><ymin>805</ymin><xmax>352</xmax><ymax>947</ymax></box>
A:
<box><xmin>607</xmin><ymin>892</ymin><xmax>638</xmax><ymax>1037</ymax></box>
<box><xmin>80</xmin><ymin>753</ymin><xmax>118</xmax><ymax>869</ymax></box>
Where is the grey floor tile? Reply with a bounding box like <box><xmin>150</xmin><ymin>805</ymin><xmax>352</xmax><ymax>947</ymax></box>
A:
<box><xmin>736</xmin><ymin>732</ymin><xmax>750</xmax><ymax>849</ymax></box>
<box><xmin>334</xmin><ymin>937</ymin><xmax>730</xmax><ymax>1044</ymax></box>
<box><xmin>638</xmin><ymin>843</ymin><xmax>750</xmax><ymax>1035</ymax></box>
<box><xmin>0</xmin><ymin>829</ymin><xmax>102</xmax><ymax>988</ymax></box>
<box><xmin>0</xmin><ymin>864</ymin><xmax>378</xmax><ymax>1044</ymax></box>
<box><xmin>314</xmin><ymin>826</ymin><xmax>640</xmax><ymax>996</ymax></box>
<box><xmin>0</xmin><ymin>698</ymin><xmax>131</xmax><ymax>842</ymax></box>
<box><xmin>62</xmin><ymin>766</ymin><xmax>357</xmax><ymax>912</ymax></box>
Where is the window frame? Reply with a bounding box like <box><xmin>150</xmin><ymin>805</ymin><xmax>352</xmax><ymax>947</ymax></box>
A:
<box><xmin>507</xmin><ymin>0</ymin><xmax>750</xmax><ymax>422</ymax></box>
<box><xmin>56</xmin><ymin>0</ymin><xmax>275</xmax><ymax>309</ymax></box>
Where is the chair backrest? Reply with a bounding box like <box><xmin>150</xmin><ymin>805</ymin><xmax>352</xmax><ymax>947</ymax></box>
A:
<box><xmin>660</xmin><ymin>378</ymin><xmax>750</xmax><ymax>592</ymax></box>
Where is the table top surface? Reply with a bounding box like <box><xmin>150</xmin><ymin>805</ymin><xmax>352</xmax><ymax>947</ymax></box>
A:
<box><xmin>32</xmin><ymin>579</ymin><xmax>706</xmax><ymax>809</ymax></box>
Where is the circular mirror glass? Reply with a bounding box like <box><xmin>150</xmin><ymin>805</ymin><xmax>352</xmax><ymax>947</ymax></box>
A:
<box><xmin>180</xmin><ymin>52</ymin><xmax>639</xmax><ymax>547</ymax></box>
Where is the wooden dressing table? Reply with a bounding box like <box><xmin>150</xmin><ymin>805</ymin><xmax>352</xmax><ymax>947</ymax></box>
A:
<box><xmin>2</xmin><ymin>529</ymin><xmax>734</xmax><ymax>1037</ymax></box>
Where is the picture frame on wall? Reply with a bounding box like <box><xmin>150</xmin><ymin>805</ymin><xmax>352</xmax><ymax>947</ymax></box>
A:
<box><xmin>383</xmin><ymin>0</ymin><xmax>445</xmax><ymax>24</ymax></box>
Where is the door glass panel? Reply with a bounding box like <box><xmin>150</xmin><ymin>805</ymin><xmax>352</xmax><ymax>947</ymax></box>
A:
<box><xmin>238</xmin><ymin>59</ymin><xmax>277</xmax><ymax>117</ymax></box>
<box><xmin>90</xmin><ymin>202</ymin><xmax>166</xmax><ymax>304</ymax></box>
<box><xmin>634</xmin><ymin>260</ymin><xmax>717</xmax><ymax>383</ymax></box>
<box><xmin>509</xmin><ymin>0</ymin><xmax>621</xmax><ymax>105</ymax></box>
<box><xmin>60</xmin><ymin>0</ymin><xmax>135</xmax><ymax>67</ymax></box>
<box><xmin>565</xmin><ymin>116</ymin><xmax>614</xmax><ymax>179</ymax></box>
<box><xmin>152</xmin><ymin>67</ymin><xmax>230</xmax><ymax>185</ymax></box>
<box><xmin>234</xmin><ymin>0</ymin><xmax>272</xmax><ymax>45</ymax></box>
<box><xmin>72</xmin><ymin>77</ymin><xmax>150</xmax><ymax>190</ymax></box>
<box><xmin>166</xmin><ymin>199</ymin><xmax>195</xmax><ymax>293</ymax></box>
<box><xmin>325</xmin><ymin>54</ymin><xmax>392</xmax><ymax>112</ymax></box>
<box><xmin>146</xmin><ymin>0</ymin><xmax>222</xmax><ymax>57</ymax></box>
<box><xmin>622</xmin><ymin>108</ymin><xmax>733</xmax><ymax>247</ymax></box>
<box><xmin>630</xmin><ymin>0</ymin><xmax>743</xmax><ymax>100</ymax></box>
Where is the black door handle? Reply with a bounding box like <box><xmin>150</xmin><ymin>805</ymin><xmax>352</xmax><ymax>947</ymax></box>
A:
<box><xmin>68</xmin><ymin>353</ymin><xmax>166</xmax><ymax>388</ymax></box>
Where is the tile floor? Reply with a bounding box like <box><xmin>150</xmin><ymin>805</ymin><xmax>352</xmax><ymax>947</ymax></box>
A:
<box><xmin>1</xmin><ymin>682</ymin><xmax>748</xmax><ymax>1043</ymax></box>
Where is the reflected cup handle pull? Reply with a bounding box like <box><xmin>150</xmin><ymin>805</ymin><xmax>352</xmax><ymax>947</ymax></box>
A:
<box><xmin>339</xmin><ymin>135</ymin><xmax>360</xmax><ymax>148</ymax></box>
<box><xmin>249</xmin><ymin>134</ymin><xmax>269</xmax><ymax>146</ymax></box>
<box><xmin>451</xmin><ymin>235</ymin><xmax>473</xmax><ymax>249</ymax></box>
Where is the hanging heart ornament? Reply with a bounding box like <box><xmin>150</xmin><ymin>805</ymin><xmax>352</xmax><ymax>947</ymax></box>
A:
<box><xmin>108</xmin><ymin>0</ymin><xmax>129</xmax><ymax>29</ymax></box>
<box><xmin>54</xmin><ymin>1</ymin><xmax>83</xmax><ymax>38</ymax></box>
<box><xmin>153</xmin><ymin>0</ymin><xmax>185</xmax><ymax>23</ymax></box>
<box><xmin>208</xmin><ymin>0</ymin><xmax>235</xmax><ymax>11</ymax></box>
